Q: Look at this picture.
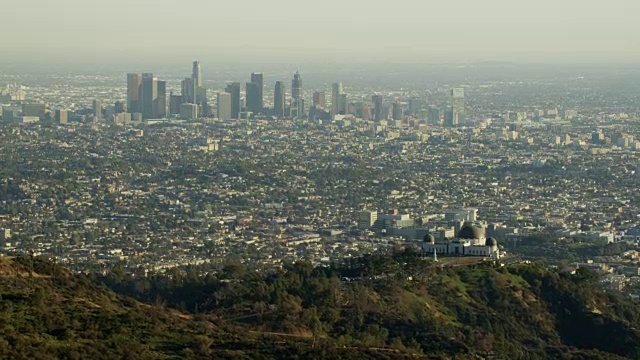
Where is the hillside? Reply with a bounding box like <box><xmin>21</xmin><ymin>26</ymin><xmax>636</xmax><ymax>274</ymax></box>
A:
<box><xmin>0</xmin><ymin>256</ymin><xmax>439</xmax><ymax>359</ymax></box>
<box><xmin>3</xmin><ymin>253</ymin><xmax>640</xmax><ymax>359</ymax></box>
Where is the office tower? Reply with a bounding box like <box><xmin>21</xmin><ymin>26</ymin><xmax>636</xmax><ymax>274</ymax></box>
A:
<box><xmin>141</xmin><ymin>73</ymin><xmax>158</xmax><ymax>120</ymax></box>
<box><xmin>245</xmin><ymin>82</ymin><xmax>260</xmax><ymax>113</ymax></box>
<box><xmin>392</xmin><ymin>101</ymin><xmax>403</xmax><ymax>120</ymax></box>
<box><xmin>250</xmin><ymin>72</ymin><xmax>263</xmax><ymax>112</ymax></box>
<box><xmin>22</xmin><ymin>103</ymin><xmax>46</xmax><ymax>119</ymax></box>
<box><xmin>181</xmin><ymin>77</ymin><xmax>196</xmax><ymax>104</ymax></box>
<box><xmin>127</xmin><ymin>73</ymin><xmax>142</xmax><ymax>114</ymax></box>
<box><xmin>350</xmin><ymin>102</ymin><xmax>363</xmax><ymax>118</ymax></box>
<box><xmin>92</xmin><ymin>100</ymin><xmax>102</xmax><ymax>120</ymax></box>
<box><xmin>156</xmin><ymin>81</ymin><xmax>167</xmax><ymax>118</ymax></box>
<box><xmin>338</xmin><ymin>94</ymin><xmax>348</xmax><ymax>115</ymax></box>
<box><xmin>592</xmin><ymin>130</ymin><xmax>604</xmax><ymax>144</ymax></box>
<box><xmin>192</xmin><ymin>60</ymin><xmax>202</xmax><ymax>88</ymax></box>
<box><xmin>217</xmin><ymin>92</ymin><xmax>232</xmax><ymax>120</ymax></box>
<box><xmin>196</xmin><ymin>87</ymin><xmax>207</xmax><ymax>106</ymax></box>
<box><xmin>361</xmin><ymin>105</ymin><xmax>372</xmax><ymax>120</ymax></box>
<box><xmin>313</xmin><ymin>91</ymin><xmax>326</xmax><ymax>109</ymax></box>
<box><xmin>332</xmin><ymin>82</ymin><xmax>348</xmax><ymax>116</ymax></box>
<box><xmin>331</xmin><ymin>82</ymin><xmax>343</xmax><ymax>116</ymax></box>
<box><xmin>274</xmin><ymin>81</ymin><xmax>285</xmax><ymax>119</ymax></box>
<box><xmin>358</xmin><ymin>210</ymin><xmax>378</xmax><ymax>229</ymax></box>
<box><xmin>372</xmin><ymin>94</ymin><xmax>383</xmax><ymax>121</ymax></box>
<box><xmin>291</xmin><ymin>71</ymin><xmax>302</xmax><ymax>117</ymax></box>
<box><xmin>169</xmin><ymin>94</ymin><xmax>183</xmax><ymax>115</ymax></box>
<box><xmin>114</xmin><ymin>101</ymin><xmax>126</xmax><ymax>114</ymax></box>
<box><xmin>292</xmin><ymin>71</ymin><xmax>302</xmax><ymax>100</ymax></box>
<box><xmin>451</xmin><ymin>87</ymin><xmax>465</xmax><ymax>123</ymax></box>
<box><xmin>427</xmin><ymin>106</ymin><xmax>440</xmax><ymax>124</ymax></box>
<box><xmin>225</xmin><ymin>82</ymin><xmax>241</xmax><ymax>119</ymax></box>
<box><xmin>408</xmin><ymin>98</ymin><xmax>423</xmax><ymax>115</ymax></box>
<box><xmin>444</xmin><ymin>106</ymin><xmax>458</xmax><ymax>127</ymax></box>
<box><xmin>180</xmin><ymin>103</ymin><xmax>198</xmax><ymax>120</ymax></box>
<box><xmin>55</xmin><ymin>109</ymin><xmax>68</xmax><ymax>124</ymax></box>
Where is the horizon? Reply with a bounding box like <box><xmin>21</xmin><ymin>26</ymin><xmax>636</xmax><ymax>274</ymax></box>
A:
<box><xmin>2</xmin><ymin>0</ymin><xmax>638</xmax><ymax>71</ymax></box>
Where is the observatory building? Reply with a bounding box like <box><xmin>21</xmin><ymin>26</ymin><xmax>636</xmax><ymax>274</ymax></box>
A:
<box><xmin>422</xmin><ymin>222</ymin><xmax>502</xmax><ymax>259</ymax></box>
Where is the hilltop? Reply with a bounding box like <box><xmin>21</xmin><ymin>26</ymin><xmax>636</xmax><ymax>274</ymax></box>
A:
<box><xmin>2</xmin><ymin>253</ymin><xmax>640</xmax><ymax>359</ymax></box>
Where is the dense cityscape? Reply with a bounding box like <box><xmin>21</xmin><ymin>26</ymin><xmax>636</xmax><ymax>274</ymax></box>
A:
<box><xmin>2</xmin><ymin>61</ymin><xmax>640</xmax><ymax>294</ymax></box>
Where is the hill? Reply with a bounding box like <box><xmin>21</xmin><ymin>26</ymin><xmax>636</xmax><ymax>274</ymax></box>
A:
<box><xmin>0</xmin><ymin>255</ymin><xmax>439</xmax><ymax>359</ymax></box>
<box><xmin>3</xmin><ymin>252</ymin><xmax>640</xmax><ymax>359</ymax></box>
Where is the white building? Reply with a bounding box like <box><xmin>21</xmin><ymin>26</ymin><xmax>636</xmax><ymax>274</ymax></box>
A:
<box><xmin>422</xmin><ymin>223</ymin><xmax>502</xmax><ymax>259</ymax></box>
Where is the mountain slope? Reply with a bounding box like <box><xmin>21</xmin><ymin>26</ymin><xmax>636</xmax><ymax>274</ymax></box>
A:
<box><xmin>2</xmin><ymin>253</ymin><xmax>640</xmax><ymax>359</ymax></box>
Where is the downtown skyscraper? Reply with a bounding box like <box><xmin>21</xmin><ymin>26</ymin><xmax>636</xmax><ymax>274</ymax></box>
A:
<box><xmin>274</xmin><ymin>81</ymin><xmax>285</xmax><ymax>119</ymax></box>
<box><xmin>313</xmin><ymin>91</ymin><xmax>326</xmax><ymax>109</ymax></box>
<box><xmin>127</xmin><ymin>73</ymin><xmax>142</xmax><ymax>114</ymax></box>
<box><xmin>451</xmin><ymin>87</ymin><xmax>466</xmax><ymax>124</ymax></box>
<box><xmin>245</xmin><ymin>81</ymin><xmax>261</xmax><ymax>113</ymax></box>
<box><xmin>141</xmin><ymin>73</ymin><xmax>158</xmax><ymax>120</ymax></box>
<box><xmin>331</xmin><ymin>82</ymin><xmax>348</xmax><ymax>117</ymax></box>
<box><xmin>217</xmin><ymin>92</ymin><xmax>231</xmax><ymax>120</ymax></box>
<box><xmin>250</xmin><ymin>72</ymin><xmax>263</xmax><ymax>112</ymax></box>
<box><xmin>372</xmin><ymin>94</ymin><xmax>384</xmax><ymax>121</ymax></box>
<box><xmin>291</xmin><ymin>71</ymin><xmax>303</xmax><ymax>118</ymax></box>
<box><xmin>193</xmin><ymin>61</ymin><xmax>203</xmax><ymax>88</ymax></box>
<box><xmin>225</xmin><ymin>82</ymin><xmax>241</xmax><ymax>119</ymax></box>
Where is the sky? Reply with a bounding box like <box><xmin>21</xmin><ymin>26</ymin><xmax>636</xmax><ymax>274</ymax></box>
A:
<box><xmin>1</xmin><ymin>0</ymin><xmax>639</xmax><ymax>69</ymax></box>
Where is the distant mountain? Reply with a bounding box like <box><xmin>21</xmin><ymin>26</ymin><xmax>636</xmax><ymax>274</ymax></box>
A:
<box><xmin>2</xmin><ymin>253</ymin><xmax>639</xmax><ymax>359</ymax></box>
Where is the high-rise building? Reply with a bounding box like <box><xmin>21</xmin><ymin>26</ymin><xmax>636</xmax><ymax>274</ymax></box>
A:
<box><xmin>292</xmin><ymin>71</ymin><xmax>302</xmax><ymax>100</ymax></box>
<box><xmin>225</xmin><ymin>82</ymin><xmax>241</xmax><ymax>119</ymax></box>
<box><xmin>358</xmin><ymin>210</ymin><xmax>378</xmax><ymax>229</ymax></box>
<box><xmin>196</xmin><ymin>87</ymin><xmax>207</xmax><ymax>107</ymax></box>
<box><xmin>22</xmin><ymin>103</ymin><xmax>46</xmax><ymax>119</ymax></box>
<box><xmin>331</xmin><ymin>82</ymin><xmax>343</xmax><ymax>116</ymax></box>
<box><xmin>114</xmin><ymin>101</ymin><xmax>126</xmax><ymax>114</ymax></box>
<box><xmin>313</xmin><ymin>91</ymin><xmax>326</xmax><ymax>109</ymax></box>
<box><xmin>361</xmin><ymin>105</ymin><xmax>372</xmax><ymax>120</ymax></box>
<box><xmin>250</xmin><ymin>72</ymin><xmax>263</xmax><ymax>112</ymax></box>
<box><xmin>427</xmin><ymin>106</ymin><xmax>440</xmax><ymax>124</ymax></box>
<box><xmin>92</xmin><ymin>100</ymin><xmax>102</xmax><ymax>121</ymax></box>
<box><xmin>408</xmin><ymin>98</ymin><xmax>423</xmax><ymax>115</ymax></box>
<box><xmin>444</xmin><ymin>106</ymin><xmax>458</xmax><ymax>127</ymax></box>
<box><xmin>180</xmin><ymin>103</ymin><xmax>198</xmax><ymax>120</ymax></box>
<box><xmin>192</xmin><ymin>60</ymin><xmax>203</xmax><ymax>88</ymax></box>
<box><xmin>372</xmin><ymin>95</ymin><xmax>383</xmax><ymax>121</ymax></box>
<box><xmin>274</xmin><ymin>81</ymin><xmax>285</xmax><ymax>119</ymax></box>
<box><xmin>392</xmin><ymin>101</ymin><xmax>403</xmax><ymax>121</ymax></box>
<box><xmin>451</xmin><ymin>87</ymin><xmax>465</xmax><ymax>124</ymax></box>
<box><xmin>55</xmin><ymin>109</ymin><xmax>68</xmax><ymax>124</ymax></box>
<box><xmin>141</xmin><ymin>73</ymin><xmax>158</xmax><ymax>120</ymax></box>
<box><xmin>169</xmin><ymin>94</ymin><xmax>183</xmax><ymax>116</ymax></box>
<box><xmin>217</xmin><ymin>92</ymin><xmax>232</xmax><ymax>120</ymax></box>
<box><xmin>245</xmin><ymin>82</ymin><xmax>260</xmax><ymax>113</ymax></box>
<box><xmin>127</xmin><ymin>73</ymin><xmax>142</xmax><ymax>114</ymax></box>
<box><xmin>156</xmin><ymin>81</ymin><xmax>167</xmax><ymax>118</ymax></box>
<box><xmin>338</xmin><ymin>94</ymin><xmax>348</xmax><ymax>115</ymax></box>
<box><xmin>181</xmin><ymin>77</ymin><xmax>196</xmax><ymax>104</ymax></box>
<box><xmin>291</xmin><ymin>71</ymin><xmax>302</xmax><ymax>117</ymax></box>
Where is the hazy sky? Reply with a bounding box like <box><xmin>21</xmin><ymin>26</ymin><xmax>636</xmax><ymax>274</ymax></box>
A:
<box><xmin>2</xmin><ymin>0</ymin><xmax>639</xmax><ymax>67</ymax></box>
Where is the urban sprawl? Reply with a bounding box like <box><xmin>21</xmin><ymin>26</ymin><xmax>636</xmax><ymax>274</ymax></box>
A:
<box><xmin>1</xmin><ymin>61</ymin><xmax>640</xmax><ymax>296</ymax></box>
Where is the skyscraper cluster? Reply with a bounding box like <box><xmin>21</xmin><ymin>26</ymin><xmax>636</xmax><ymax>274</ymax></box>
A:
<box><xmin>180</xmin><ymin>61</ymin><xmax>208</xmax><ymax>116</ymax></box>
<box><xmin>123</xmin><ymin>62</ymin><xmax>441</xmax><ymax>124</ymax></box>
<box><xmin>126</xmin><ymin>73</ymin><xmax>167</xmax><ymax>120</ymax></box>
